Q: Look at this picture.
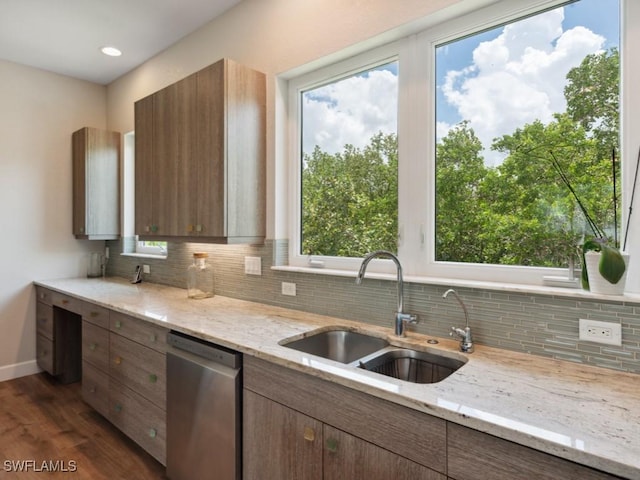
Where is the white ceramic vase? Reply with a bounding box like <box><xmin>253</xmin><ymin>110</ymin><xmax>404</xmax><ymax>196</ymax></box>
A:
<box><xmin>584</xmin><ymin>251</ymin><xmax>629</xmax><ymax>295</ymax></box>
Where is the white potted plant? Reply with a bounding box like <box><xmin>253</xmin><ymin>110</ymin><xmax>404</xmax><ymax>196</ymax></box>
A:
<box><xmin>551</xmin><ymin>149</ymin><xmax>636</xmax><ymax>295</ymax></box>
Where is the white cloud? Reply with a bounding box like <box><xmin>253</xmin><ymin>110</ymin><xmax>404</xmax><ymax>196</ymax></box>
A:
<box><xmin>440</xmin><ymin>8</ymin><xmax>605</xmax><ymax>165</ymax></box>
<box><xmin>302</xmin><ymin>68</ymin><xmax>398</xmax><ymax>155</ymax></box>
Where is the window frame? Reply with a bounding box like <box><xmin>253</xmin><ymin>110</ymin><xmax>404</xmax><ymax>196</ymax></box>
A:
<box><xmin>287</xmin><ymin>41</ymin><xmax>404</xmax><ymax>275</ymax></box>
<box><xmin>284</xmin><ymin>0</ymin><xmax>637</xmax><ymax>287</ymax></box>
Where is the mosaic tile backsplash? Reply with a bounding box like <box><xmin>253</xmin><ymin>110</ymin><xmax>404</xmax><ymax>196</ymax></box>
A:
<box><xmin>107</xmin><ymin>238</ymin><xmax>640</xmax><ymax>374</ymax></box>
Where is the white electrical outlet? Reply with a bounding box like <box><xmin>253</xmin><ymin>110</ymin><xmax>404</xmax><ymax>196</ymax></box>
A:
<box><xmin>143</xmin><ymin>265</ymin><xmax>150</xmax><ymax>274</ymax></box>
<box><xmin>578</xmin><ymin>319</ymin><xmax>622</xmax><ymax>346</ymax></box>
<box><xmin>244</xmin><ymin>256</ymin><xmax>262</xmax><ymax>275</ymax></box>
<box><xmin>281</xmin><ymin>282</ymin><xmax>296</xmax><ymax>296</ymax></box>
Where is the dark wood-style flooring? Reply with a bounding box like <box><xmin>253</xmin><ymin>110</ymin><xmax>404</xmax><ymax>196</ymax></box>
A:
<box><xmin>0</xmin><ymin>373</ymin><xmax>167</xmax><ymax>479</ymax></box>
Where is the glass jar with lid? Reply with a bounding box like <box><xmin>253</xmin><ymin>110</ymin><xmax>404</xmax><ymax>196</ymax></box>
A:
<box><xmin>187</xmin><ymin>252</ymin><xmax>214</xmax><ymax>299</ymax></box>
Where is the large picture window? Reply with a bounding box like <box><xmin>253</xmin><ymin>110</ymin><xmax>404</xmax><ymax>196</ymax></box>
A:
<box><xmin>300</xmin><ymin>61</ymin><xmax>399</xmax><ymax>258</ymax></box>
<box><xmin>286</xmin><ymin>0</ymin><xmax>630</xmax><ymax>286</ymax></box>
<box><xmin>435</xmin><ymin>0</ymin><xmax>620</xmax><ymax>270</ymax></box>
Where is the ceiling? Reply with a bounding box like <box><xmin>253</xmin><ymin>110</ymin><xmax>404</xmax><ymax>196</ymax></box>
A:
<box><xmin>0</xmin><ymin>0</ymin><xmax>243</xmax><ymax>85</ymax></box>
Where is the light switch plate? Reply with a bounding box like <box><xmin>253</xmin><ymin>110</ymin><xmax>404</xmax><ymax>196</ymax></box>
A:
<box><xmin>244</xmin><ymin>256</ymin><xmax>262</xmax><ymax>275</ymax></box>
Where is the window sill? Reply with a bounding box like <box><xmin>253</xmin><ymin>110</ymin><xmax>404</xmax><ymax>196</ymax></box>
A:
<box><xmin>120</xmin><ymin>252</ymin><xmax>167</xmax><ymax>260</ymax></box>
<box><xmin>271</xmin><ymin>265</ymin><xmax>640</xmax><ymax>304</ymax></box>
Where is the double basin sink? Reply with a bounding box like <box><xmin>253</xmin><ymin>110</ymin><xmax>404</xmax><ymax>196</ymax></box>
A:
<box><xmin>280</xmin><ymin>328</ymin><xmax>467</xmax><ymax>384</ymax></box>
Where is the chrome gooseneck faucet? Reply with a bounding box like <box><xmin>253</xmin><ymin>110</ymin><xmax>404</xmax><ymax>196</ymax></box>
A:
<box><xmin>356</xmin><ymin>250</ymin><xmax>418</xmax><ymax>337</ymax></box>
<box><xmin>443</xmin><ymin>288</ymin><xmax>473</xmax><ymax>353</ymax></box>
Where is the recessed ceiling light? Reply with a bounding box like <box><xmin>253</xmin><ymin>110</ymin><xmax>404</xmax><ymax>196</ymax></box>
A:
<box><xmin>100</xmin><ymin>46</ymin><xmax>122</xmax><ymax>57</ymax></box>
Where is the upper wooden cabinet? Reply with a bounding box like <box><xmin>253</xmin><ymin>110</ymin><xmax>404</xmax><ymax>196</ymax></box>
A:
<box><xmin>134</xmin><ymin>58</ymin><xmax>266</xmax><ymax>243</ymax></box>
<box><xmin>72</xmin><ymin>127</ymin><xmax>121</xmax><ymax>240</ymax></box>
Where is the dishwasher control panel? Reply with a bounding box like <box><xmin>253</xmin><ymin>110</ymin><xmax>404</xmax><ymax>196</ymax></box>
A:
<box><xmin>167</xmin><ymin>331</ymin><xmax>241</xmax><ymax>369</ymax></box>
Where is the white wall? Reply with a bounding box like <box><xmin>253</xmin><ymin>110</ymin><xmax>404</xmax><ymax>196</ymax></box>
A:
<box><xmin>0</xmin><ymin>59</ymin><xmax>107</xmax><ymax>379</ymax></box>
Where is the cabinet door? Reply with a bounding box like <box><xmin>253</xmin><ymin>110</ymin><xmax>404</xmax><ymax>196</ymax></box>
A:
<box><xmin>195</xmin><ymin>59</ymin><xmax>226</xmax><ymax>237</ymax></box>
<box><xmin>72</xmin><ymin>127</ymin><xmax>120</xmax><ymax>239</ymax></box>
<box><xmin>323</xmin><ymin>425</ymin><xmax>445</xmax><ymax>480</ymax></box>
<box><xmin>152</xmin><ymin>75</ymin><xmax>197</xmax><ymax>237</ymax></box>
<box><xmin>243</xmin><ymin>390</ymin><xmax>322</xmax><ymax>480</ymax></box>
<box><xmin>135</xmin><ymin>95</ymin><xmax>154</xmax><ymax>235</ymax></box>
<box><xmin>223</xmin><ymin>59</ymin><xmax>266</xmax><ymax>240</ymax></box>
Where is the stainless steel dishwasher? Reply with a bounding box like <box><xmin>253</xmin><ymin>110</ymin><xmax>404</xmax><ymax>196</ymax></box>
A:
<box><xmin>166</xmin><ymin>331</ymin><xmax>242</xmax><ymax>480</ymax></box>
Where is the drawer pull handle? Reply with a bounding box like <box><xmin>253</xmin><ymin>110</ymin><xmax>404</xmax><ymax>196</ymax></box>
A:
<box><xmin>89</xmin><ymin>343</ymin><xmax>97</xmax><ymax>351</ymax></box>
<box><xmin>62</xmin><ymin>299</ymin><xmax>69</xmax><ymax>305</ymax></box>
<box><xmin>114</xmin><ymin>404</ymin><xmax>122</xmax><ymax>413</ymax></box>
<box><xmin>149</xmin><ymin>428</ymin><xmax>157</xmax><ymax>438</ymax></box>
<box><xmin>149</xmin><ymin>374</ymin><xmax>157</xmax><ymax>383</ymax></box>
<box><xmin>90</xmin><ymin>311</ymin><xmax>100</xmax><ymax>317</ymax></box>
<box><xmin>303</xmin><ymin>426</ymin><xmax>315</xmax><ymax>442</ymax></box>
<box><xmin>115</xmin><ymin>320</ymin><xmax>122</xmax><ymax>329</ymax></box>
<box><xmin>326</xmin><ymin>438</ymin><xmax>338</xmax><ymax>453</ymax></box>
<box><xmin>114</xmin><ymin>356</ymin><xmax>122</xmax><ymax>365</ymax></box>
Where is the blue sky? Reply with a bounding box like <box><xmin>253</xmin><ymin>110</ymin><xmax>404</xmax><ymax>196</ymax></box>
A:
<box><xmin>436</xmin><ymin>0</ymin><xmax>620</xmax><ymax>164</ymax></box>
<box><xmin>301</xmin><ymin>0</ymin><xmax>619</xmax><ymax>162</ymax></box>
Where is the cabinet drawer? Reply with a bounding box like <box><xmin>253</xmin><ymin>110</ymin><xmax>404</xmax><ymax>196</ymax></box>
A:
<box><xmin>51</xmin><ymin>291</ymin><xmax>83</xmax><ymax>315</ymax></box>
<box><xmin>110</xmin><ymin>334</ymin><xmax>166</xmax><ymax>409</ymax></box>
<box><xmin>36</xmin><ymin>333</ymin><xmax>56</xmax><ymax>375</ymax></box>
<box><xmin>83</xmin><ymin>303</ymin><xmax>110</xmax><ymax>329</ymax></box>
<box><xmin>82</xmin><ymin>321</ymin><xmax>109</xmax><ymax>372</ymax></box>
<box><xmin>447</xmin><ymin>423</ymin><xmax>623</xmax><ymax>480</ymax></box>
<box><xmin>35</xmin><ymin>287</ymin><xmax>53</xmax><ymax>306</ymax></box>
<box><xmin>110</xmin><ymin>311</ymin><xmax>168</xmax><ymax>353</ymax></box>
<box><xmin>36</xmin><ymin>301</ymin><xmax>54</xmax><ymax>340</ymax></box>
<box><xmin>109</xmin><ymin>379</ymin><xmax>166</xmax><ymax>465</ymax></box>
<box><xmin>82</xmin><ymin>360</ymin><xmax>109</xmax><ymax>418</ymax></box>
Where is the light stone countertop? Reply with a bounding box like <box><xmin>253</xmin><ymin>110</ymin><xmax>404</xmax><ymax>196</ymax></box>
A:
<box><xmin>35</xmin><ymin>277</ymin><xmax>640</xmax><ymax>479</ymax></box>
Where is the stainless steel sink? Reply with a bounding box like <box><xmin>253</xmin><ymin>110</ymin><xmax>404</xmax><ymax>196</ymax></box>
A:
<box><xmin>359</xmin><ymin>348</ymin><xmax>466</xmax><ymax>383</ymax></box>
<box><xmin>281</xmin><ymin>328</ymin><xmax>389</xmax><ymax>364</ymax></box>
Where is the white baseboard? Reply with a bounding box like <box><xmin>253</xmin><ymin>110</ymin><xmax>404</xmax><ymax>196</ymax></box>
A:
<box><xmin>0</xmin><ymin>360</ymin><xmax>42</xmax><ymax>382</ymax></box>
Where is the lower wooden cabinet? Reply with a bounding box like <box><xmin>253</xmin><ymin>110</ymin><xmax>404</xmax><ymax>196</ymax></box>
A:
<box><xmin>243</xmin><ymin>356</ymin><xmax>625</xmax><ymax>480</ymax></box>
<box><xmin>244</xmin><ymin>391</ymin><xmax>443</xmax><ymax>480</ymax></box>
<box><xmin>243</xmin><ymin>357</ymin><xmax>446</xmax><ymax>480</ymax></box>
<box><xmin>447</xmin><ymin>423</ymin><xmax>624</xmax><ymax>480</ymax></box>
<box><xmin>33</xmin><ymin>286</ymin><xmax>170</xmax><ymax>466</ymax></box>
<box><xmin>244</xmin><ymin>389</ymin><xmax>322</xmax><ymax>479</ymax></box>
<box><xmin>36</xmin><ymin>288</ymin><xmax>81</xmax><ymax>384</ymax></box>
